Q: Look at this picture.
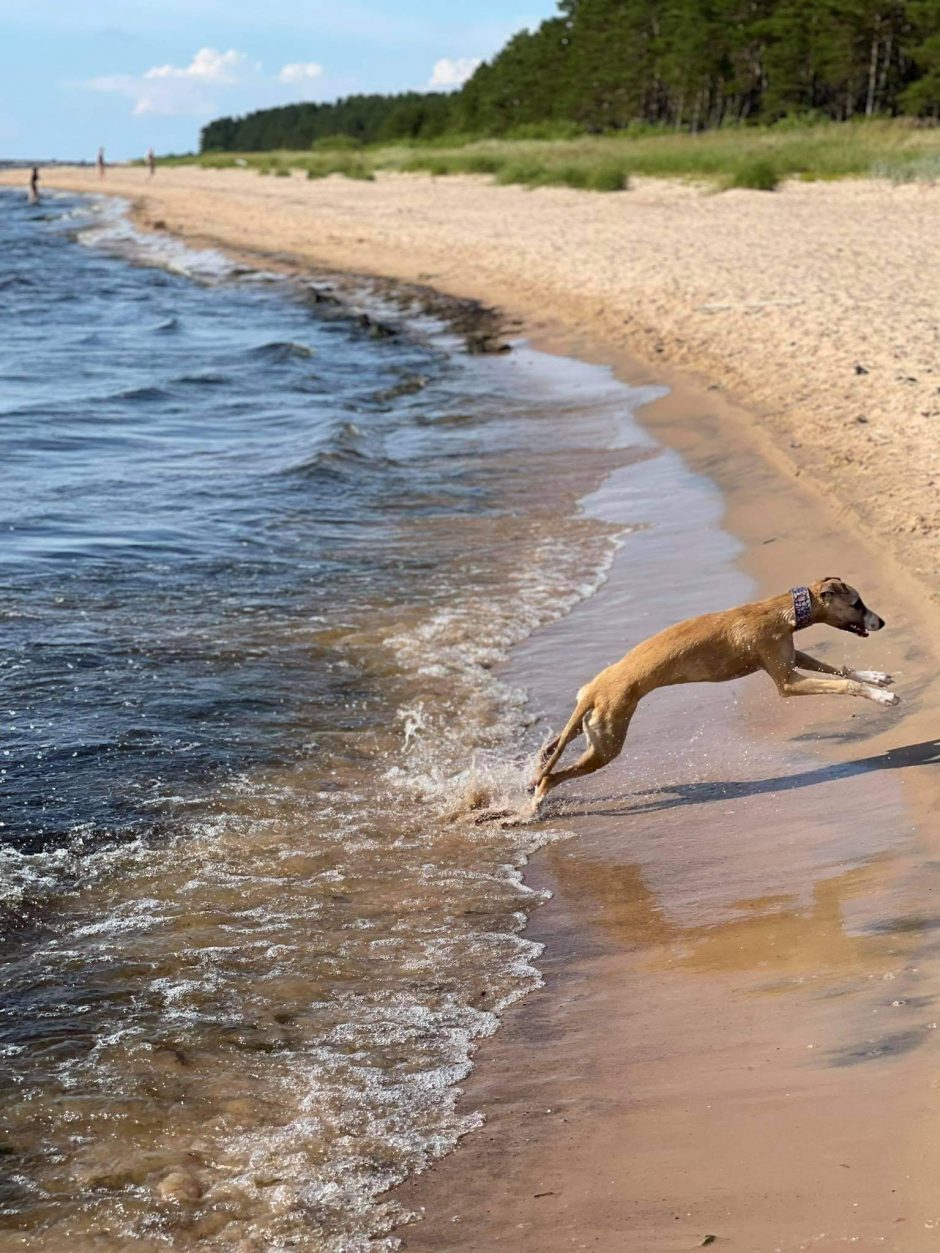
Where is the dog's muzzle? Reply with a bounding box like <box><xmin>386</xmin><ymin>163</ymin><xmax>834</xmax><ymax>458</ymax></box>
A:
<box><xmin>842</xmin><ymin>610</ymin><xmax>884</xmax><ymax>638</ymax></box>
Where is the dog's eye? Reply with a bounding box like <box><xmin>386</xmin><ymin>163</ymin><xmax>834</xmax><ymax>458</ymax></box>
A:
<box><xmin>852</xmin><ymin>599</ymin><xmax>862</xmax><ymax>609</ymax></box>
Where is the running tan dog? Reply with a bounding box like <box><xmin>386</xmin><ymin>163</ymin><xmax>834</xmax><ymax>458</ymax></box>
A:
<box><xmin>532</xmin><ymin>578</ymin><xmax>898</xmax><ymax>808</ymax></box>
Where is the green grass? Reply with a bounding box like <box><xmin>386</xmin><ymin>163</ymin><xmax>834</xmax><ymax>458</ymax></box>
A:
<box><xmin>311</xmin><ymin>134</ymin><xmax>362</xmax><ymax>151</ymax></box>
<box><xmin>727</xmin><ymin>158</ymin><xmax>779</xmax><ymax>190</ymax></box>
<box><xmin>585</xmin><ymin>162</ymin><xmax>630</xmax><ymax>191</ymax></box>
<box><xmin>240</xmin><ymin>153</ymin><xmax>376</xmax><ymax>181</ymax></box>
<box><xmin>870</xmin><ymin>151</ymin><xmax>940</xmax><ymax>182</ymax></box>
<box><xmin>171</xmin><ymin>119</ymin><xmax>940</xmax><ymax>193</ymax></box>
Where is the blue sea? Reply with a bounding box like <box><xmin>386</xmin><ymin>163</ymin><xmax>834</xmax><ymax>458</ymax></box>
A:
<box><xmin>0</xmin><ymin>189</ymin><xmax>639</xmax><ymax>1249</ymax></box>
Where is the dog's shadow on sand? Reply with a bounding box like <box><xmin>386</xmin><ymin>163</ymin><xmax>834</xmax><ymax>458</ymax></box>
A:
<box><xmin>554</xmin><ymin>738</ymin><xmax>940</xmax><ymax>820</ymax></box>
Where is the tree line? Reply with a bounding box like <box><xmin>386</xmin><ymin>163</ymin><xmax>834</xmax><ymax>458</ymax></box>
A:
<box><xmin>200</xmin><ymin>92</ymin><xmax>453</xmax><ymax>152</ymax></box>
<box><xmin>200</xmin><ymin>0</ymin><xmax>940</xmax><ymax>152</ymax></box>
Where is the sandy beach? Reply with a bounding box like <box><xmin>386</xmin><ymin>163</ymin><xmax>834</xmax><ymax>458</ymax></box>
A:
<box><xmin>5</xmin><ymin>164</ymin><xmax>938</xmax><ymax>597</ymax></box>
<box><xmin>397</xmin><ymin>378</ymin><xmax>940</xmax><ymax>1252</ymax></box>
<box><xmin>6</xmin><ymin>166</ymin><xmax>940</xmax><ymax>1250</ymax></box>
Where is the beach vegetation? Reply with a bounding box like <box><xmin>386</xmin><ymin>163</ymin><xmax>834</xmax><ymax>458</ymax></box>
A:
<box><xmin>342</xmin><ymin>164</ymin><xmax>376</xmax><ymax>181</ymax></box>
<box><xmin>554</xmin><ymin>164</ymin><xmax>590</xmax><ymax>189</ymax></box>
<box><xmin>172</xmin><ymin>115</ymin><xmax>940</xmax><ymax>194</ymax></box>
<box><xmin>727</xmin><ymin>159</ymin><xmax>780</xmax><ymax>191</ymax></box>
<box><xmin>452</xmin><ymin>153</ymin><xmax>504</xmax><ymax>175</ymax></box>
<box><xmin>501</xmin><ymin>121</ymin><xmax>585</xmax><ymax>142</ymax></box>
<box><xmin>585</xmin><ymin>162</ymin><xmax>630</xmax><ymax>191</ymax></box>
<box><xmin>493</xmin><ymin>161</ymin><xmax>547</xmax><ymax>187</ymax></box>
<box><xmin>871</xmin><ymin>150</ymin><xmax>940</xmax><ymax>181</ymax></box>
<box><xmin>188</xmin><ymin>152</ymin><xmax>239</xmax><ymax>170</ymax></box>
<box><xmin>312</xmin><ymin>134</ymin><xmax>362</xmax><ymax>151</ymax></box>
<box><xmin>179</xmin><ymin>118</ymin><xmax>940</xmax><ymax>192</ymax></box>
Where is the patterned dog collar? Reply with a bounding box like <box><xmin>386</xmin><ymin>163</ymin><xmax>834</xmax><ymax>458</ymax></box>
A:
<box><xmin>790</xmin><ymin>585</ymin><xmax>813</xmax><ymax>629</ymax></box>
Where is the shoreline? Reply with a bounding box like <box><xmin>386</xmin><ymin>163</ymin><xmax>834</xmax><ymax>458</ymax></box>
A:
<box><xmin>8</xmin><ymin>172</ymin><xmax>940</xmax><ymax>1247</ymax></box>
<box><xmin>2</xmin><ymin>164</ymin><xmax>936</xmax><ymax>602</ymax></box>
<box><xmin>397</xmin><ymin>361</ymin><xmax>940</xmax><ymax>1250</ymax></box>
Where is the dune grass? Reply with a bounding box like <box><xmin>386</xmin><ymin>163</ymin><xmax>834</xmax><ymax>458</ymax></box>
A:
<box><xmin>171</xmin><ymin>118</ymin><xmax>940</xmax><ymax>193</ymax></box>
<box><xmin>727</xmin><ymin>158</ymin><xmax>780</xmax><ymax>190</ymax></box>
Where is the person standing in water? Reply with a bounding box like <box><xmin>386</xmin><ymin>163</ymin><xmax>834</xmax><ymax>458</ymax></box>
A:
<box><xmin>27</xmin><ymin>167</ymin><xmax>40</xmax><ymax>204</ymax></box>
<box><xmin>97</xmin><ymin>147</ymin><xmax>106</xmax><ymax>179</ymax></box>
<box><xmin>147</xmin><ymin>147</ymin><xmax>156</xmax><ymax>177</ymax></box>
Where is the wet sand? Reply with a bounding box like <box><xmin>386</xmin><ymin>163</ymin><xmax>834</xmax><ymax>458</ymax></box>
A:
<box><xmin>6</xmin><ymin>168</ymin><xmax>940</xmax><ymax>1248</ymax></box>
<box><xmin>3</xmin><ymin>164</ymin><xmax>938</xmax><ymax>597</ymax></box>
<box><xmin>396</xmin><ymin>369</ymin><xmax>940</xmax><ymax>1251</ymax></box>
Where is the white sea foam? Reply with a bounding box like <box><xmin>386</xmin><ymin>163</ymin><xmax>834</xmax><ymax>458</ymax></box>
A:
<box><xmin>73</xmin><ymin>194</ymin><xmax>245</xmax><ymax>282</ymax></box>
<box><xmin>1</xmin><ymin>190</ymin><xmax>653</xmax><ymax>1251</ymax></box>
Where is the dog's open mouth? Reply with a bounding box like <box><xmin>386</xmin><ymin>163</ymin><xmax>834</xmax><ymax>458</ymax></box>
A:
<box><xmin>842</xmin><ymin>623</ymin><xmax>869</xmax><ymax>637</ymax></box>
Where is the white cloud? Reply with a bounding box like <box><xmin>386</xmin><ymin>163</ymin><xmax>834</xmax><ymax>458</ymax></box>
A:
<box><xmin>86</xmin><ymin>47</ymin><xmax>259</xmax><ymax>117</ymax></box>
<box><xmin>83</xmin><ymin>47</ymin><xmax>333</xmax><ymax>118</ymax></box>
<box><xmin>144</xmin><ymin>48</ymin><xmax>251</xmax><ymax>86</ymax></box>
<box><xmin>278</xmin><ymin>62</ymin><xmax>324</xmax><ymax>85</ymax></box>
<box><xmin>428</xmin><ymin>57</ymin><xmax>480</xmax><ymax>90</ymax></box>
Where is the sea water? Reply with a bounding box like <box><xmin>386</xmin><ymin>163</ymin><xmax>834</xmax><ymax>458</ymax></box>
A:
<box><xmin>0</xmin><ymin>190</ymin><xmax>653</xmax><ymax>1250</ymax></box>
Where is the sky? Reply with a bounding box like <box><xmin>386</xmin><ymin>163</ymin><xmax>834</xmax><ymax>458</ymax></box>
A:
<box><xmin>0</xmin><ymin>1</ymin><xmax>556</xmax><ymax>161</ymax></box>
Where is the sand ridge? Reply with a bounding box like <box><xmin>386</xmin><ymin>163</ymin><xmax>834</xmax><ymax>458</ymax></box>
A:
<box><xmin>5</xmin><ymin>164</ymin><xmax>937</xmax><ymax>593</ymax></box>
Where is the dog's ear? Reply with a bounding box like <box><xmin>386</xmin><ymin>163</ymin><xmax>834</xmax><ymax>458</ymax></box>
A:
<box><xmin>819</xmin><ymin>576</ymin><xmax>849</xmax><ymax>602</ymax></box>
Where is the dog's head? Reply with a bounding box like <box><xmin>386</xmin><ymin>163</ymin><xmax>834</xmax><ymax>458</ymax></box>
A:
<box><xmin>811</xmin><ymin>577</ymin><xmax>885</xmax><ymax>637</ymax></box>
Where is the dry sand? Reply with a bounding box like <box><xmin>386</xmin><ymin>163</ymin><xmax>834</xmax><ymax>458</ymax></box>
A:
<box><xmin>5</xmin><ymin>164</ymin><xmax>938</xmax><ymax>595</ymax></box>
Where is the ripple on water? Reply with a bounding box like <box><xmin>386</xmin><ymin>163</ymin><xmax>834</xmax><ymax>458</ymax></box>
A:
<box><xmin>0</xmin><ymin>187</ymin><xmax>647</xmax><ymax>1250</ymax></box>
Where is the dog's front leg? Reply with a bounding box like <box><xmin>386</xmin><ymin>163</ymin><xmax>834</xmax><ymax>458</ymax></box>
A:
<box><xmin>775</xmin><ymin>668</ymin><xmax>899</xmax><ymax>707</ymax></box>
<box><xmin>794</xmin><ymin>650</ymin><xmax>894</xmax><ymax>688</ymax></box>
<box><xmin>844</xmin><ymin>667</ymin><xmax>895</xmax><ymax>687</ymax></box>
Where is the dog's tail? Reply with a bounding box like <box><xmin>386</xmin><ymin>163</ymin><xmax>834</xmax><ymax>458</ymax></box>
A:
<box><xmin>533</xmin><ymin>692</ymin><xmax>593</xmax><ymax>784</ymax></box>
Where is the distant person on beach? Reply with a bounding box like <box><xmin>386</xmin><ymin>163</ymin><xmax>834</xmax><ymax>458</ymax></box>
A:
<box><xmin>97</xmin><ymin>147</ymin><xmax>106</xmax><ymax>179</ymax></box>
<box><xmin>27</xmin><ymin>167</ymin><xmax>40</xmax><ymax>204</ymax></box>
<box><xmin>147</xmin><ymin>147</ymin><xmax>156</xmax><ymax>177</ymax></box>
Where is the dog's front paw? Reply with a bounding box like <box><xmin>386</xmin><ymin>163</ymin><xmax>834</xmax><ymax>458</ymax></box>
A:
<box><xmin>868</xmin><ymin>687</ymin><xmax>900</xmax><ymax>707</ymax></box>
<box><xmin>853</xmin><ymin>669</ymin><xmax>894</xmax><ymax>687</ymax></box>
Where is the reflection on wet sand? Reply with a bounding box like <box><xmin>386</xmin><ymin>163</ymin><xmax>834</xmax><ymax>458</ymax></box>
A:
<box><xmin>544</xmin><ymin>737</ymin><xmax>940</xmax><ymax>1083</ymax></box>
<box><xmin>550</xmin><ymin>845</ymin><xmax>917</xmax><ymax>983</ymax></box>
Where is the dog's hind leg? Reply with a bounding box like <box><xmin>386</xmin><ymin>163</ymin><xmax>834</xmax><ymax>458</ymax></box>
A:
<box><xmin>533</xmin><ymin>705</ymin><xmax>630</xmax><ymax>807</ymax></box>
<box><xmin>534</xmin><ymin>734</ymin><xmax>560</xmax><ymax>773</ymax></box>
<box><xmin>531</xmin><ymin>692</ymin><xmax>594</xmax><ymax>789</ymax></box>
